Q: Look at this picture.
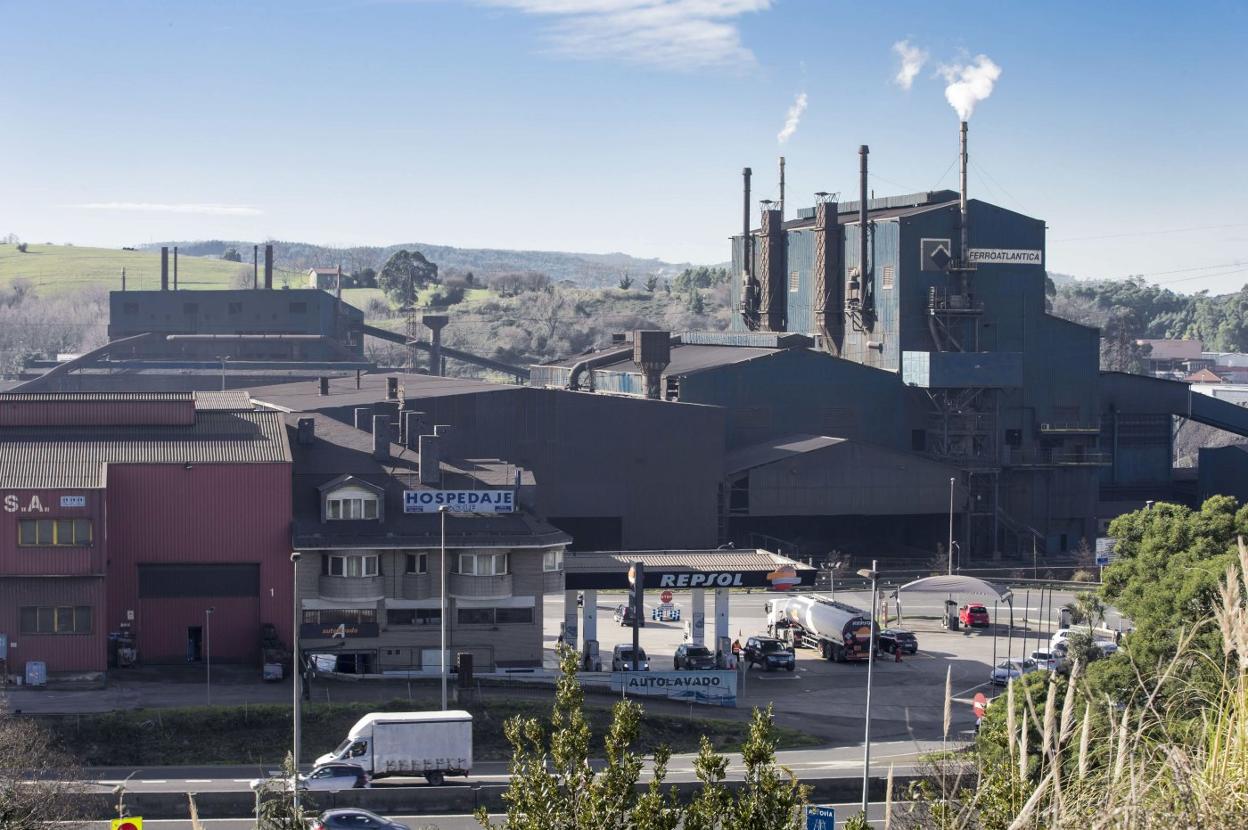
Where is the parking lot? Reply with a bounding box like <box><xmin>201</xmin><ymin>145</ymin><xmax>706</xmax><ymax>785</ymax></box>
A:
<box><xmin>542</xmin><ymin>588</ymin><xmax>1115</xmax><ymax>745</ymax></box>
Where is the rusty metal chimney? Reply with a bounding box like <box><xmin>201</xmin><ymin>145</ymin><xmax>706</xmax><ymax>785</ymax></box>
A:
<box><xmin>264</xmin><ymin>244</ymin><xmax>273</xmax><ymax>290</ymax></box>
<box><xmin>160</xmin><ymin>247</ymin><xmax>169</xmax><ymax>291</ymax></box>
<box><xmin>422</xmin><ymin>314</ymin><xmax>449</xmax><ymax>376</ymax></box>
<box><xmin>633</xmin><ymin>330</ymin><xmax>671</xmax><ymax>400</ymax></box>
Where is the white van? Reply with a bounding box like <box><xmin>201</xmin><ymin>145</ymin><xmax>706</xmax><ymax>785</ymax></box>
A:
<box><xmin>315</xmin><ymin>710</ymin><xmax>472</xmax><ymax>785</ymax></box>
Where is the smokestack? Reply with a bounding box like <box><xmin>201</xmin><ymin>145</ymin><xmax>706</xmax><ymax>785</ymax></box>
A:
<box><xmin>778</xmin><ymin>157</ymin><xmax>785</xmax><ymax>220</ymax></box>
<box><xmin>173</xmin><ymin>246</ymin><xmax>179</xmax><ymax>290</ymax></box>
<box><xmin>960</xmin><ymin>120</ymin><xmax>970</xmax><ymax>284</ymax></box>
<box><xmin>372</xmin><ymin>415</ymin><xmax>390</xmax><ymax>461</ymax></box>
<box><xmin>160</xmin><ymin>247</ymin><xmax>169</xmax><ymax>291</ymax></box>
<box><xmin>121</xmin><ymin>267</ymin><xmax>126</xmax><ymax>292</ymax></box>
<box><xmin>253</xmin><ymin>245</ymin><xmax>258</xmax><ymax>289</ymax></box>
<box><xmin>858</xmin><ymin>145</ymin><xmax>869</xmax><ymax>303</ymax></box>
<box><xmin>264</xmin><ymin>244</ymin><xmax>273</xmax><ymax>290</ymax></box>
<box><xmin>319</xmin><ymin>376</ymin><xmax>330</xmax><ymax>396</ymax></box>
<box><xmin>418</xmin><ymin>434</ymin><xmax>441</xmax><ymax>486</ymax></box>
<box><xmin>740</xmin><ymin>167</ymin><xmax>755</xmax><ymax>325</ymax></box>
<box><xmin>336</xmin><ymin>264</ymin><xmax>343</xmax><ymax>300</ymax></box>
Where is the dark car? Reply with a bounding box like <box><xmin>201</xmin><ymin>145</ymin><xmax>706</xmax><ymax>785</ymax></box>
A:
<box><xmin>877</xmin><ymin>629</ymin><xmax>918</xmax><ymax>655</ymax></box>
<box><xmin>743</xmin><ymin>636</ymin><xmax>795</xmax><ymax>671</ymax></box>
<box><xmin>673</xmin><ymin>643</ymin><xmax>716</xmax><ymax>670</ymax></box>
<box><xmin>313</xmin><ymin>808</ymin><xmax>410</xmax><ymax>830</ymax></box>
<box><xmin>613</xmin><ymin>603</ymin><xmax>644</xmax><ymax>627</ymax></box>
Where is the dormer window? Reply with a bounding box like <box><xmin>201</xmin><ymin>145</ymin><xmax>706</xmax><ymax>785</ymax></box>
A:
<box><xmin>327</xmin><ymin>494</ymin><xmax>378</xmax><ymax>520</ymax></box>
<box><xmin>318</xmin><ymin>476</ymin><xmax>385</xmax><ymax>523</ymax></box>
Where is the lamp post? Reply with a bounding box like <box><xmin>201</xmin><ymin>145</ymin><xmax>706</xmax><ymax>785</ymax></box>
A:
<box><xmin>290</xmin><ymin>552</ymin><xmax>302</xmax><ymax>813</ymax></box>
<box><xmin>205</xmin><ymin>607</ymin><xmax>214</xmax><ymax>705</ymax></box>
<box><xmin>857</xmin><ymin>559</ymin><xmax>880</xmax><ymax>816</ymax></box>
<box><xmin>951</xmin><ymin>541</ymin><xmax>961</xmax><ymax>574</ymax></box>
<box><xmin>439</xmin><ymin>505</ymin><xmax>449</xmax><ymax>711</ymax></box>
<box><xmin>947</xmin><ymin>477</ymin><xmax>956</xmax><ymax>575</ymax></box>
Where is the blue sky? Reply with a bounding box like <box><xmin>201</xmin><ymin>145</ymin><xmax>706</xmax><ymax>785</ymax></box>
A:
<box><xmin>2</xmin><ymin>0</ymin><xmax>1246</xmax><ymax>290</ymax></box>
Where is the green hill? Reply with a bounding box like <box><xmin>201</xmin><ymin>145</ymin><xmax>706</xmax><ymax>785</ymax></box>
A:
<box><xmin>0</xmin><ymin>243</ymin><xmax>303</xmax><ymax>294</ymax></box>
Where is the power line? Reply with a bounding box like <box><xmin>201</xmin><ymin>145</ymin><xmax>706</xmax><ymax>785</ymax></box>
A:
<box><xmin>1052</xmin><ymin>223</ymin><xmax>1248</xmax><ymax>243</ymax></box>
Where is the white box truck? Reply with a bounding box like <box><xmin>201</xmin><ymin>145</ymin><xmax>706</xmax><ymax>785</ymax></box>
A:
<box><xmin>315</xmin><ymin>710</ymin><xmax>472</xmax><ymax>785</ymax></box>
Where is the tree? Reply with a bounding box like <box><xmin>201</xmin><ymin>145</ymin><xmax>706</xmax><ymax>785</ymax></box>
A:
<box><xmin>254</xmin><ymin>753</ymin><xmax>313</xmax><ymax>830</ymax></box>
<box><xmin>16</xmin><ymin>242</ymin><xmax>28</xmax><ymax>253</ymax></box>
<box><xmin>618</xmin><ymin>274</ymin><xmax>634</xmax><ymax>291</ymax></box>
<box><xmin>230</xmin><ymin>266</ymin><xmax>254</xmax><ymax>289</ymax></box>
<box><xmin>221</xmin><ymin>247</ymin><xmax>242</xmax><ymax>262</ymax></box>
<box><xmin>687</xmin><ymin>291</ymin><xmax>705</xmax><ymax>315</ymax></box>
<box><xmin>644</xmin><ymin>275</ymin><xmax>659</xmax><ymax>293</ymax></box>
<box><xmin>352</xmin><ymin>266</ymin><xmax>377</xmax><ymax>288</ymax></box>
<box><xmin>378</xmin><ymin>249</ymin><xmax>439</xmax><ymax>306</ymax></box>
<box><xmin>0</xmin><ymin>707</ymin><xmax>87</xmax><ymax>829</ymax></box>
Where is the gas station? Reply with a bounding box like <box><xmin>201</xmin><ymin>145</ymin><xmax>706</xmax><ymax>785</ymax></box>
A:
<box><xmin>561</xmin><ymin>549</ymin><xmax>817</xmax><ymax>670</ymax></box>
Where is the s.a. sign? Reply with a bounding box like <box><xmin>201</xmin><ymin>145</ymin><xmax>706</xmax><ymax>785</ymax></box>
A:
<box><xmin>403</xmin><ymin>489</ymin><xmax>515</xmax><ymax>513</ymax></box>
<box><xmin>610</xmin><ymin>670</ymin><xmax>737</xmax><ymax>707</ymax></box>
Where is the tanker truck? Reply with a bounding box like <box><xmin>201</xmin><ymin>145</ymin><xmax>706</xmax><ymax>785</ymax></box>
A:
<box><xmin>766</xmin><ymin>595</ymin><xmax>876</xmax><ymax>663</ymax></box>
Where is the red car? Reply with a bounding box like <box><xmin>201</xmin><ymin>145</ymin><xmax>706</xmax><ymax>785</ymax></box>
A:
<box><xmin>959</xmin><ymin>603</ymin><xmax>990</xmax><ymax>627</ymax></box>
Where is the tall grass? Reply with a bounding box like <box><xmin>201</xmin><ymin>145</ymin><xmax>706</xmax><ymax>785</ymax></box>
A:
<box><xmin>894</xmin><ymin>537</ymin><xmax>1248</xmax><ymax>828</ymax></box>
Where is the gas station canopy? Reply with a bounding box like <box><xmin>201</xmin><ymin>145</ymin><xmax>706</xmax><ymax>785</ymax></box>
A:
<box><xmin>564</xmin><ymin>549</ymin><xmax>817</xmax><ymax>591</ymax></box>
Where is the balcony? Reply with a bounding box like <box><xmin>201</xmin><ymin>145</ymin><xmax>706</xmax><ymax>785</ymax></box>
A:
<box><xmin>319</xmin><ymin>575</ymin><xmax>385</xmax><ymax>601</ymax></box>
<box><xmin>449</xmin><ymin>572</ymin><xmax>513</xmax><ymax>600</ymax></box>
<box><xmin>401</xmin><ymin>573</ymin><xmax>433</xmax><ymax>600</ymax></box>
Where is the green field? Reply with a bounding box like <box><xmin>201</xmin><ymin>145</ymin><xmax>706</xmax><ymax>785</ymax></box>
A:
<box><xmin>0</xmin><ymin>243</ymin><xmax>305</xmax><ymax>294</ymax></box>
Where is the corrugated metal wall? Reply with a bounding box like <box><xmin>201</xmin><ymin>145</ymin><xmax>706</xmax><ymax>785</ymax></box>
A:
<box><xmin>0</xmin><ymin>576</ymin><xmax>107</xmax><ymax>672</ymax></box>
<box><xmin>0</xmin><ymin>488</ymin><xmax>105</xmax><ymax>575</ymax></box>
<box><xmin>840</xmin><ymin>220</ymin><xmax>901</xmax><ymax>371</ymax></box>
<box><xmin>786</xmin><ymin>230</ymin><xmax>815</xmax><ymax>335</ymax></box>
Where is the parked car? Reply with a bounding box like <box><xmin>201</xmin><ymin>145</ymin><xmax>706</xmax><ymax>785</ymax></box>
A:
<box><xmin>990</xmin><ymin>658</ymin><xmax>1039</xmax><ymax>685</ymax></box>
<box><xmin>1030</xmin><ymin>649</ymin><xmax>1063</xmax><ymax>672</ymax></box>
<box><xmin>743</xmin><ymin>636</ymin><xmax>796</xmax><ymax>671</ymax></box>
<box><xmin>673</xmin><ymin>643</ymin><xmax>716</xmax><ymax>670</ymax></box>
<box><xmin>612</xmin><ymin>644</ymin><xmax>650</xmax><ymax>671</ymax></box>
<box><xmin>959</xmin><ymin>603</ymin><xmax>990</xmax><ymax>627</ymax></box>
<box><xmin>251</xmin><ymin>763</ymin><xmax>369</xmax><ymax>793</ymax></box>
<box><xmin>1050</xmin><ymin>628</ymin><xmax>1073</xmax><ymax>649</ymax></box>
<box><xmin>613</xmin><ymin>603</ymin><xmax>644</xmax><ymax>627</ymax></box>
<box><xmin>313</xmin><ymin>808</ymin><xmax>410</xmax><ymax>830</ymax></box>
<box><xmin>877</xmin><ymin>629</ymin><xmax>918</xmax><ymax>655</ymax></box>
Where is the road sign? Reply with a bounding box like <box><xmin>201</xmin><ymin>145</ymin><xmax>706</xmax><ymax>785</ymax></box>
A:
<box><xmin>660</xmin><ymin>590</ymin><xmax>674</xmax><ymax>604</ymax></box>
<box><xmin>972</xmin><ymin>692</ymin><xmax>988</xmax><ymax>719</ymax></box>
<box><xmin>1095</xmin><ymin>553</ymin><xmax>1111</xmax><ymax>567</ymax></box>
<box><xmin>112</xmin><ymin>819</ymin><xmax>142</xmax><ymax>830</ymax></box>
<box><xmin>805</xmin><ymin>805</ymin><xmax>836</xmax><ymax>830</ymax></box>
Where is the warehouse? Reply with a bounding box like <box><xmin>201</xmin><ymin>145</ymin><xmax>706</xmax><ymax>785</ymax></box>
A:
<box><xmin>0</xmin><ymin>391</ymin><xmax>292</xmax><ymax>679</ymax></box>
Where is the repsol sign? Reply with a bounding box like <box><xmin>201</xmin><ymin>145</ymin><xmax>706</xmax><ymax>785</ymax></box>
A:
<box><xmin>658</xmin><ymin>572</ymin><xmax>744</xmax><ymax>588</ymax></box>
<box><xmin>565</xmin><ymin>564</ymin><xmax>810</xmax><ymax>591</ymax></box>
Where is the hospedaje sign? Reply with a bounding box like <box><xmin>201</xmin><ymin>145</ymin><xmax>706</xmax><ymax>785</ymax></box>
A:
<box><xmin>403</xmin><ymin>489</ymin><xmax>515</xmax><ymax>513</ymax></box>
<box><xmin>610</xmin><ymin>670</ymin><xmax>737</xmax><ymax>707</ymax></box>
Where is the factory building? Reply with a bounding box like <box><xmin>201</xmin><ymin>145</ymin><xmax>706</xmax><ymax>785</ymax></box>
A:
<box><xmin>0</xmin><ymin>391</ymin><xmax>292</xmax><ymax>678</ymax></box>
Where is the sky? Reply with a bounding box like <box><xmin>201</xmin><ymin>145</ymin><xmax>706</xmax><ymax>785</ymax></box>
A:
<box><xmin>1</xmin><ymin>0</ymin><xmax>1246</xmax><ymax>291</ymax></box>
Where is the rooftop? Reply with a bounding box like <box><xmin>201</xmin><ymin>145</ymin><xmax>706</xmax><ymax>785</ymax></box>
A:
<box><xmin>541</xmin><ymin>342</ymin><xmax>787</xmax><ymax>376</ymax></box>
<box><xmin>251</xmin><ymin>372</ymin><xmax>517</xmax><ymax>412</ymax></box>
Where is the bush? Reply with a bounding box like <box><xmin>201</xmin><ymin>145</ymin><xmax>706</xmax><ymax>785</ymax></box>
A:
<box><xmin>16</xmin><ymin>242</ymin><xmax>28</xmax><ymax>253</ymax></box>
<box><xmin>1072</xmin><ymin>569</ymin><xmax>1097</xmax><ymax>582</ymax></box>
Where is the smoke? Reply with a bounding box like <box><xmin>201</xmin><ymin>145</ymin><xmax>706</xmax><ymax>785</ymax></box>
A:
<box><xmin>891</xmin><ymin>40</ymin><xmax>927</xmax><ymax>91</ymax></box>
<box><xmin>939</xmin><ymin>54</ymin><xmax>1002</xmax><ymax>120</ymax></box>
<box><xmin>776</xmin><ymin>91</ymin><xmax>807</xmax><ymax>144</ymax></box>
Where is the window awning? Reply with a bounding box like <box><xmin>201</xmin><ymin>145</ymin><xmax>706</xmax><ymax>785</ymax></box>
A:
<box><xmin>455</xmin><ymin>596</ymin><xmax>536</xmax><ymax>609</ymax></box>
<box><xmin>301</xmin><ymin>598</ymin><xmax>383</xmax><ymax>610</ymax></box>
<box><xmin>384</xmin><ymin>598</ymin><xmax>443</xmax><ymax>610</ymax></box>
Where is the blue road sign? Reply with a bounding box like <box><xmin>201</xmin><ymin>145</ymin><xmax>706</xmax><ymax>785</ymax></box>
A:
<box><xmin>806</xmin><ymin>805</ymin><xmax>836</xmax><ymax>830</ymax></box>
<box><xmin>1095</xmin><ymin>554</ymin><xmax>1111</xmax><ymax>567</ymax></box>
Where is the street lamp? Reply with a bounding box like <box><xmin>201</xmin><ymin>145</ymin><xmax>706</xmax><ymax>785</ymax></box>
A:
<box><xmin>856</xmin><ymin>559</ymin><xmax>879</xmax><ymax>816</ymax></box>
<box><xmin>290</xmin><ymin>551</ymin><xmax>302</xmax><ymax>813</ymax></box>
<box><xmin>439</xmin><ymin>505</ymin><xmax>449</xmax><ymax>711</ymax></box>
<box><xmin>205</xmin><ymin>607</ymin><xmax>215</xmax><ymax>705</ymax></box>
<box><xmin>948</xmin><ymin>477</ymin><xmax>956</xmax><ymax>575</ymax></box>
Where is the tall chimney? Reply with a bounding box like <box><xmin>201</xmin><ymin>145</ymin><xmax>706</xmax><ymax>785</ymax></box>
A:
<box><xmin>173</xmin><ymin>246</ymin><xmax>179</xmax><ymax>290</ymax></box>
<box><xmin>264</xmin><ymin>244</ymin><xmax>273</xmax><ymax>290</ymax></box>
<box><xmin>740</xmin><ymin>167</ymin><xmax>755</xmax><ymax>327</ymax></box>
<box><xmin>253</xmin><ymin>245</ymin><xmax>259</xmax><ymax>289</ymax></box>
<box><xmin>857</xmin><ymin>145</ymin><xmax>870</xmax><ymax>306</ymax></box>
<box><xmin>959</xmin><ymin>120</ymin><xmax>971</xmax><ymax>295</ymax></box>
<box><xmin>778</xmin><ymin>156</ymin><xmax>785</xmax><ymax>220</ymax></box>
<box><xmin>160</xmin><ymin>247</ymin><xmax>169</xmax><ymax>291</ymax></box>
<box><xmin>336</xmin><ymin>264</ymin><xmax>343</xmax><ymax>300</ymax></box>
<box><xmin>372</xmin><ymin>415</ymin><xmax>390</xmax><ymax>461</ymax></box>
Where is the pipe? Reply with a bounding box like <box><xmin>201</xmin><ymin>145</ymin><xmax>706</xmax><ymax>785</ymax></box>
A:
<box><xmin>264</xmin><ymin>244</ymin><xmax>273</xmax><ymax>290</ymax></box>
<box><xmin>566</xmin><ymin>345</ymin><xmax>635</xmax><ymax>391</ymax></box>
<box><xmin>253</xmin><ymin>245</ymin><xmax>259</xmax><ymax>290</ymax></box>
<box><xmin>160</xmin><ymin>247</ymin><xmax>169</xmax><ymax>291</ymax></box>
<box><xmin>960</xmin><ymin>121</ymin><xmax>969</xmax><ymax>270</ymax></box>
<box><xmin>778</xmin><ymin>156</ymin><xmax>785</xmax><ymax>220</ymax></box>
<box><xmin>740</xmin><ymin>167</ymin><xmax>755</xmax><ymax>326</ymax></box>
<box><xmin>173</xmin><ymin>246</ymin><xmax>179</xmax><ymax>290</ymax></box>
<box><xmin>858</xmin><ymin>146</ymin><xmax>869</xmax><ymax>307</ymax></box>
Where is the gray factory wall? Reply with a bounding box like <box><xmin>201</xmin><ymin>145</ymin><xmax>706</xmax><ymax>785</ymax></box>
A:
<box><xmin>675</xmin><ymin>348</ymin><xmax>917</xmax><ymax>451</ymax></box>
<box><xmin>1199</xmin><ymin>446</ymin><xmax>1248</xmax><ymax>504</ymax></box>
<box><xmin>1099</xmin><ymin>373</ymin><xmax>1183</xmax><ymax>494</ymax></box>
<box><xmin>380</xmin><ymin>387</ymin><xmax>725</xmax><ymax>551</ymax></box>
<box><xmin>1001</xmin><ymin>467</ymin><xmax>1099</xmax><ymax>554</ymax></box>
<box><xmin>839</xmin><ymin>220</ymin><xmax>901</xmax><ymax>371</ymax></box>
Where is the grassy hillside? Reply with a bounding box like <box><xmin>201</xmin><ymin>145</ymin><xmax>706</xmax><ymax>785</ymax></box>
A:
<box><xmin>0</xmin><ymin>243</ymin><xmax>303</xmax><ymax>294</ymax></box>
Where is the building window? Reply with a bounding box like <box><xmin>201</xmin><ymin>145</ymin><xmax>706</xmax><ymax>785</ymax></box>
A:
<box><xmin>20</xmin><ymin>605</ymin><xmax>92</xmax><ymax>634</ymax></box>
<box><xmin>455</xmin><ymin>552</ymin><xmax>508</xmax><ymax>576</ymax></box>
<box><xmin>542</xmin><ymin>550</ymin><xmax>564</xmax><ymax>572</ymax></box>
<box><xmin>18</xmin><ymin>518</ymin><xmax>92</xmax><ymax>547</ymax></box>
<box><xmin>789</xmin><ymin>270</ymin><xmax>800</xmax><ymax>292</ymax></box>
<box><xmin>405</xmin><ymin>553</ymin><xmax>428</xmax><ymax>574</ymax></box>
<box><xmin>324</xmin><ymin>554</ymin><xmax>380</xmax><ymax>578</ymax></box>
<box><xmin>456</xmin><ymin>606</ymin><xmax>533</xmax><ymax>625</ymax></box>
<box><xmin>882</xmin><ymin>265</ymin><xmax>895</xmax><ymax>289</ymax></box>
<box><xmin>387</xmin><ymin>608</ymin><xmax>441</xmax><ymax>626</ymax></box>
<box><xmin>327</xmin><ymin>496</ymin><xmax>379</xmax><ymax>520</ymax></box>
<box><xmin>303</xmin><ymin>609</ymin><xmax>376</xmax><ymax>625</ymax></box>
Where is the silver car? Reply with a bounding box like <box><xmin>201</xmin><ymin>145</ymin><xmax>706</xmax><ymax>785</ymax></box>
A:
<box><xmin>313</xmin><ymin>808</ymin><xmax>409</xmax><ymax>830</ymax></box>
<box><xmin>612</xmin><ymin>644</ymin><xmax>650</xmax><ymax>671</ymax></box>
<box><xmin>990</xmin><ymin>658</ymin><xmax>1039</xmax><ymax>685</ymax></box>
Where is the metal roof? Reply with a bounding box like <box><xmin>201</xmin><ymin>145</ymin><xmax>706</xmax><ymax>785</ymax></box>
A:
<box><xmin>782</xmin><ymin>200</ymin><xmax>958</xmax><ymax>232</ymax></box>
<box><xmin>543</xmin><ymin>344</ymin><xmax>782</xmax><ymax>376</ymax></box>
<box><xmin>0</xmin><ymin>411</ymin><xmax>292</xmax><ymax>488</ymax></box>
<box><xmin>724</xmin><ymin>434</ymin><xmax>846</xmax><ymax>475</ymax></box>
<box><xmin>250</xmin><ymin>372</ymin><xmax>517</xmax><ymax>412</ymax></box>
<box><xmin>0</xmin><ymin>391</ymin><xmax>193</xmax><ymax>403</ymax></box>
<box><xmin>192</xmin><ymin>390</ymin><xmax>255</xmax><ymax>411</ymax></box>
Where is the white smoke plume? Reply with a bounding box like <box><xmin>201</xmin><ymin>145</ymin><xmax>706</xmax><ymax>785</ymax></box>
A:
<box><xmin>777</xmin><ymin>91</ymin><xmax>807</xmax><ymax>144</ymax></box>
<box><xmin>891</xmin><ymin>40</ymin><xmax>927</xmax><ymax>90</ymax></box>
<box><xmin>939</xmin><ymin>54</ymin><xmax>1001</xmax><ymax>120</ymax></box>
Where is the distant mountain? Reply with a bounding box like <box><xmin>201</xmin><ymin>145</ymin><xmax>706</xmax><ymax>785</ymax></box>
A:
<box><xmin>144</xmin><ymin>240</ymin><xmax>701</xmax><ymax>288</ymax></box>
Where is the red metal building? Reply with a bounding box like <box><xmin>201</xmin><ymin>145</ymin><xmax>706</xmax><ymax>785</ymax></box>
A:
<box><xmin>0</xmin><ymin>392</ymin><xmax>292</xmax><ymax>677</ymax></box>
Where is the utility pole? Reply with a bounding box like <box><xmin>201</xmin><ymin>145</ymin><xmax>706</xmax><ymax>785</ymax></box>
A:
<box><xmin>290</xmin><ymin>552</ymin><xmax>302</xmax><ymax>813</ymax></box>
<box><xmin>205</xmin><ymin>607</ymin><xmax>214</xmax><ymax>705</ymax></box>
<box><xmin>948</xmin><ymin>477</ymin><xmax>956</xmax><ymax>575</ymax></box>
<box><xmin>439</xmin><ymin>506</ymin><xmax>449</xmax><ymax>711</ymax></box>
<box><xmin>857</xmin><ymin>560</ymin><xmax>880</xmax><ymax>816</ymax></box>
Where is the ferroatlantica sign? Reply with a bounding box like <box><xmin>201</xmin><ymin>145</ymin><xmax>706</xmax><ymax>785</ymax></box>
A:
<box><xmin>403</xmin><ymin>489</ymin><xmax>515</xmax><ymax>513</ymax></box>
<box><xmin>967</xmin><ymin>248</ymin><xmax>1043</xmax><ymax>265</ymax></box>
<box><xmin>610</xmin><ymin>670</ymin><xmax>737</xmax><ymax>707</ymax></box>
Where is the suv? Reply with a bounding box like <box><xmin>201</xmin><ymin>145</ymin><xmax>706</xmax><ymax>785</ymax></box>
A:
<box><xmin>613</xmin><ymin>603</ymin><xmax>644</xmax><ymax>627</ymax></box>
<box><xmin>959</xmin><ymin>604</ymin><xmax>990</xmax><ymax>627</ymax></box>
<box><xmin>611</xmin><ymin>644</ymin><xmax>650</xmax><ymax>671</ymax></box>
<box><xmin>743</xmin><ymin>636</ymin><xmax>795</xmax><ymax>672</ymax></box>
<box><xmin>673</xmin><ymin>643</ymin><xmax>715</xmax><ymax>670</ymax></box>
<box><xmin>877</xmin><ymin>629</ymin><xmax>918</xmax><ymax>655</ymax></box>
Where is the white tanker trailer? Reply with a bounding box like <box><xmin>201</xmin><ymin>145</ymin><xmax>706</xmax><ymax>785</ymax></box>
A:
<box><xmin>766</xmin><ymin>594</ymin><xmax>876</xmax><ymax>663</ymax></box>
